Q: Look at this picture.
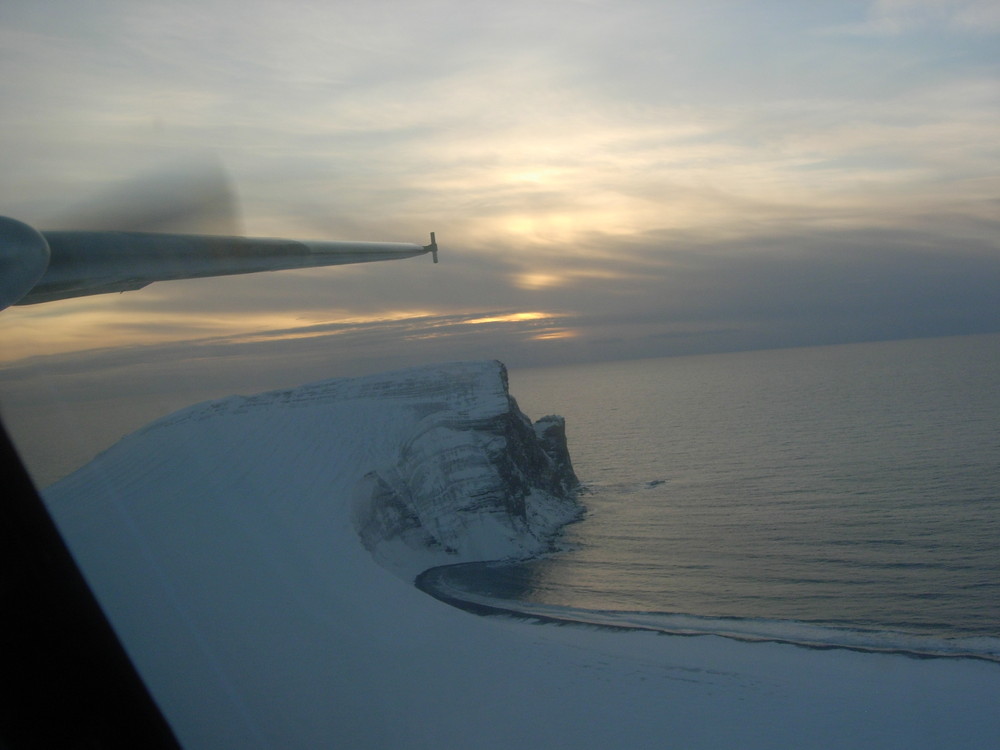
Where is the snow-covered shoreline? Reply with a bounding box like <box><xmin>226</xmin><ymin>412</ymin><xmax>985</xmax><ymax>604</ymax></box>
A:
<box><xmin>418</xmin><ymin>560</ymin><xmax>1000</xmax><ymax>665</ymax></box>
<box><xmin>45</xmin><ymin>360</ymin><xmax>1000</xmax><ymax>749</ymax></box>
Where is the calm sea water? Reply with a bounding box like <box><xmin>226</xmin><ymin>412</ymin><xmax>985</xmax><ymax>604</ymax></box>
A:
<box><xmin>430</xmin><ymin>334</ymin><xmax>1000</xmax><ymax>660</ymax></box>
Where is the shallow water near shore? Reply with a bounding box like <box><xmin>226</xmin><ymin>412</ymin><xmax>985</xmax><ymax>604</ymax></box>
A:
<box><xmin>484</xmin><ymin>334</ymin><xmax>1000</xmax><ymax>659</ymax></box>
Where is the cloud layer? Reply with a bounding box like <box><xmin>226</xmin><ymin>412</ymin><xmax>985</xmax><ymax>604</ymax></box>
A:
<box><xmin>1</xmin><ymin>0</ymin><xmax>997</xmax><ymax>375</ymax></box>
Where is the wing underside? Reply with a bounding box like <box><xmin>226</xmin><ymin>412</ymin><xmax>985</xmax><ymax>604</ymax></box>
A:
<box><xmin>9</xmin><ymin>229</ymin><xmax>437</xmax><ymax>306</ymax></box>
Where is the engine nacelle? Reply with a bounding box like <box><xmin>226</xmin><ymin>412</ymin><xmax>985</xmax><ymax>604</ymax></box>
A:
<box><xmin>0</xmin><ymin>216</ymin><xmax>50</xmax><ymax>310</ymax></box>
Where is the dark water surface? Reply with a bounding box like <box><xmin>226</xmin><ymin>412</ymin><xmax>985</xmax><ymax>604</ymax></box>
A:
<box><xmin>441</xmin><ymin>335</ymin><xmax>1000</xmax><ymax>659</ymax></box>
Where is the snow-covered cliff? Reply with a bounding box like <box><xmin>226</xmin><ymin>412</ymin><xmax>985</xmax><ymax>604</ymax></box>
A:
<box><xmin>348</xmin><ymin>362</ymin><xmax>582</xmax><ymax>573</ymax></box>
<box><xmin>48</xmin><ymin>360</ymin><xmax>580</xmax><ymax>578</ymax></box>
<box><xmin>40</xmin><ymin>360</ymin><xmax>1000</xmax><ymax>750</ymax></box>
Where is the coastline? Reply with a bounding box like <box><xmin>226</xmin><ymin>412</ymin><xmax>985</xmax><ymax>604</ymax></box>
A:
<box><xmin>417</xmin><ymin>560</ymin><xmax>1000</xmax><ymax>665</ymax></box>
<box><xmin>42</xmin><ymin>361</ymin><xmax>1000</xmax><ymax>748</ymax></box>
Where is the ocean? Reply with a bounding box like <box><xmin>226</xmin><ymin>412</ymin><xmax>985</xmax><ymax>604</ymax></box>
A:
<box><xmin>428</xmin><ymin>334</ymin><xmax>1000</xmax><ymax>661</ymax></box>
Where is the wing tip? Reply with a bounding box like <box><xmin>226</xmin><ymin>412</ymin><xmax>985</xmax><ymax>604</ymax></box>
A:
<box><xmin>424</xmin><ymin>232</ymin><xmax>438</xmax><ymax>263</ymax></box>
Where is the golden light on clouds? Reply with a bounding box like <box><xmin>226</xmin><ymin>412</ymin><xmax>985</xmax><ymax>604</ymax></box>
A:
<box><xmin>422</xmin><ymin>78</ymin><xmax>1000</xmax><ymax>258</ymax></box>
<box><xmin>0</xmin><ymin>304</ymin><xmax>441</xmax><ymax>363</ymax></box>
<box><xmin>529</xmin><ymin>329</ymin><xmax>577</xmax><ymax>341</ymax></box>
<box><xmin>462</xmin><ymin>309</ymin><xmax>577</xmax><ymax>340</ymax></box>
<box><xmin>463</xmin><ymin>312</ymin><xmax>550</xmax><ymax>325</ymax></box>
<box><xmin>512</xmin><ymin>273</ymin><xmax>564</xmax><ymax>290</ymax></box>
<box><xmin>503</xmin><ymin>214</ymin><xmax>578</xmax><ymax>241</ymax></box>
<box><xmin>0</xmin><ymin>302</ymin><xmax>572</xmax><ymax>366</ymax></box>
<box><xmin>508</xmin><ymin>264</ymin><xmax>654</xmax><ymax>293</ymax></box>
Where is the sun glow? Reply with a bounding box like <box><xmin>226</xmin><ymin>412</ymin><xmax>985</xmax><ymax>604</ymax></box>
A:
<box><xmin>512</xmin><ymin>273</ymin><xmax>563</xmax><ymax>290</ymax></box>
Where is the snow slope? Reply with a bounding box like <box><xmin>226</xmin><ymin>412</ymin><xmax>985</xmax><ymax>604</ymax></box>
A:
<box><xmin>45</xmin><ymin>361</ymin><xmax>1000</xmax><ymax>749</ymax></box>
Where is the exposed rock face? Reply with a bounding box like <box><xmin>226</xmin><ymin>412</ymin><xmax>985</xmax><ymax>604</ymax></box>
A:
<box><xmin>37</xmin><ymin>361</ymin><xmax>585</xmax><ymax>748</ymax></box>
<box><xmin>532</xmin><ymin>415</ymin><xmax>578</xmax><ymax>497</ymax></box>
<box><xmin>47</xmin><ymin>360</ymin><xmax>582</xmax><ymax>582</ymax></box>
<box><xmin>350</xmin><ymin>362</ymin><xmax>582</xmax><ymax>574</ymax></box>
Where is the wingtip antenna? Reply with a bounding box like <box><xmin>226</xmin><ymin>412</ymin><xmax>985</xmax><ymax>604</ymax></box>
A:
<box><xmin>425</xmin><ymin>231</ymin><xmax>438</xmax><ymax>263</ymax></box>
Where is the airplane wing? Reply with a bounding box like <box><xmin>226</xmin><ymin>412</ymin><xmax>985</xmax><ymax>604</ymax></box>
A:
<box><xmin>0</xmin><ymin>216</ymin><xmax>437</xmax><ymax>309</ymax></box>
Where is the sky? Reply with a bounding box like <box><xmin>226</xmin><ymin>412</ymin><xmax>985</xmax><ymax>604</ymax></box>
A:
<box><xmin>1</xmin><ymin>0</ymin><xmax>998</xmax><ymax>392</ymax></box>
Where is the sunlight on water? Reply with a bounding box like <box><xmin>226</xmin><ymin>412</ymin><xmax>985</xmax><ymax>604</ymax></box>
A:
<box><xmin>493</xmin><ymin>335</ymin><xmax>1000</xmax><ymax>646</ymax></box>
